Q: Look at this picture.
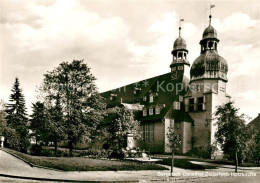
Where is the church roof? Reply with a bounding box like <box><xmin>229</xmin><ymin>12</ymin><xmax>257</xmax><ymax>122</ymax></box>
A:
<box><xmin>202</xmin><ymin>25</ymin><xmax>218</xmax><ymax>40</ymax></box>
<box><xmin>190</xmin><ymin>50</ymin><xmax>228</xmax><ymax>80</ymax></box>
<box><xmin>173</xmin><ymin>37</ymin><xmax>187</xmax><ymax>50</ymax></box>
<box><xmin>248</xmin><ymin>114</ymin><xmax>260</xmax><ymax>132</ymax></box>
<box><xmin>101</xmin><ymin>72</ymin><xmax>190</xmax><ymax>123</ymax></box>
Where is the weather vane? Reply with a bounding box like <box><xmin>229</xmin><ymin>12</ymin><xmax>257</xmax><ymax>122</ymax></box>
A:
<box><xmin>178</xmin><ymin>16</ymin><xmax>184</xmax><ymax>37</ymax></box>
<box><xmin>209</xmin><ymin>3</ymin><xmax>215</xmax><ymax>25</ymax></box>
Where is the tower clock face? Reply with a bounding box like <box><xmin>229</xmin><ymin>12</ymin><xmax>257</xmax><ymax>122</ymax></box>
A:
<box><xmin>171</xmin><ymin>71</ymin><xmax>177</xmax><ymax>80</ymax></box>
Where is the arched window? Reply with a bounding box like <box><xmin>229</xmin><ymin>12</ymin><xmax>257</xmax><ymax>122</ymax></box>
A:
<box><xmin>208</xmin><ymin>41</ymin><xmax>213</xmax><ymax>49</ymax></box>
<box><xmin>149</xmin><ymin>107</ymin><xmax>153</xmax><ymax>115</ymax></box>
<box><xmin>178</xmin><ymin>52</ymin><xmax>183</xmax><ymax>59</ymax></box>
<box><xmin>155</xmin><ymin>106</ymin><xmax>160</xmax><ymax>114</ymax></box>
<box><xmin>143</xmin><ymin>108</ymin><xmax>147</xmax><ymax>116</ymax></box>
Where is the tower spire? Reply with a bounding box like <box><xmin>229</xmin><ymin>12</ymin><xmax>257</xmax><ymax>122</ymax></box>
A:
<box><xmin>178</xmin><ymin>17</ymin><xmax>184</xmax><ymax>37</ymax></box>
<box><xmin>209</xmin><ymin>4</ymin><xmax>215</xmax><ymax>26</ymax></box>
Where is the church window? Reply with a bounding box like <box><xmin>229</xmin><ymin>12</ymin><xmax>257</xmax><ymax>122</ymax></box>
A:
<box><xmin>197</xmin><ymin>96</ymin><xmax>206</xmax><ymax>111</ymax></box>
<box><xmin>149</xmin><ymin>95</ymin><xmax>154</xmax><ymax>103</ymax></box>
<box><xmin>178</xmin><ymin>52</ymin><xmax>183</xmax><ymax>59</ymax></box>
<box><xmin>178</xmin><ymin>66</ymin><xmax>183</xmax><ymax>70</ymax></box>
<box><xmin>189</xmin><ymin>98</ymin><xmax>194</xmax><ymax>105</ymax></box>
<box><xmin>173</xmin><ymin>101</ymin><xmax>180</xmax><ymax>110</ymax></box>
<box><xmin>179</xmin><ymin>95</ymin><xmax>183</xmax><ymax>102</ymax></box>
<box><xmin>198</xmin><ymin>96</ymin><xmax>205</xmax><ymax>103</ymax></box>
<box><xmin>189</xmin><ymin>105</ymin><xmax>195</xmax><ymax>112</ymax></box>
<box><xmin>171</xmin><ymin>67</ymin><xmax>176</xmax><ymax>71</ymax></box>
<box><xmin>143</xmin><ymin>109</ymin><xmax>147</xmax><ymax>116</ymax></box>
<box><xmin>149</xmin><ymin>107</ymin><xmax>153</xmax><ymax>115</ymax></box>
<box><xmin>143</xmin><ymin>96</ymin><xmax>147</xmax><ymax>101</ymax></box>
<box><xmin>142</xmin><ymin>123</ymin><xmax>154</xmax><ymax>142</ymax></box>
<box><xmin>188</xmin><ymin>98</ymin><xmax>196</xmax><ymax>112</ymax></box>
<box><xmin>155</xmin><ymin>106</ymin><xmax>160</xmax><ymax>114</ymax></box>
<box><xmin>208</xmin><ymin>41</ymin><xmax>213</xmax><ymax>49</ymax></box>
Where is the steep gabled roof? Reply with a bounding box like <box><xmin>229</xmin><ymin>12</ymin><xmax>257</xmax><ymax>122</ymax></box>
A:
<box><xmin>101</xmin><ymin>71</ymin><xmax>190</xmax><ymax>123</ymax></box>
<box><xmin>248</xmin><ymin>114</ymin><xmax>260</xmax><ymax>132</ymax></box>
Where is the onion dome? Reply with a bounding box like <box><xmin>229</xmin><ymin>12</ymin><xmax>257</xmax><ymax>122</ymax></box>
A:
<box><xmin>170</xmin><ymin>27</ymin><xmax>190</xmax><ymax>68</ymax></box>
<box><xmin>173</xmin><ymin>37</ymin><xmax>187</xmax><ymax>50</ymax></box>
<box><xmin>190</xmin><ymin>15</ymin><xmax>228</xmax><ymax>82</ymax></box>
<box><xmin>190</xmin><ymin>50</ymin><xmax>228</xmax><ymax>81</ymax></box>
<box><xmin>202</xmin><ymin>25</ymin><xmax>218</xmax><ymax>40</ymax></box>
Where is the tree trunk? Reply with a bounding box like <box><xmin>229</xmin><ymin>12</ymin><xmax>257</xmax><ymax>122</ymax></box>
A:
<box><xmin>54</xmin><ymin>140</ymin><xmax>57</xmax><ymax>155</ymax></box>
<box><xmin>235</xmin><ymin>150</ymin><xmax>238</xmax><ymax>173</ymax></box>
<box><xmin>171</xmin><ymin>149</ymin><xmax>174</xmax><ymax>177</ymax></box>
<box><xmin>68</xmin><ymin>140</ymin><xmax>73</xmax><ymax>157</ymax></box>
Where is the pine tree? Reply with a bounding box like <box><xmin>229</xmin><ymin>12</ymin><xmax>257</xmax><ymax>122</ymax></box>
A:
<box><xmin>30</xmin><ymin>101</ymin><xmax>48</xmax><ymax>144</ymax></box>
<box><xmin>5</xmin><ymin>77</ymin><xmax>29</xmax><ymax>152</ymax></box>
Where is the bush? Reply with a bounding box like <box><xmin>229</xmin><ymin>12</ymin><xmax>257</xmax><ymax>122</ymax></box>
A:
<box><xmin>29</xmin><ymin>144</ymin><xmax>42</xmax><ymax>156</ymax></box>
<box><xmin>78</xmin><ymin>148</ymin><xmax>111</xmax><ymax>159</ymax></box>
<box><xmin>186</xmin><ymin>145</ymin><xmax>213</xmax><ymax>159</ymax></box>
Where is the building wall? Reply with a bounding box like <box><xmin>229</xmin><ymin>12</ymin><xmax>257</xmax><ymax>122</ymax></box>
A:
<box><xmin>138</xmin><ymin>121</ymin><xmax>165</xmax><ymax>153</ymax></box>
<box><xmin>181</xmin><ymin>121</ymin><xmax>192</xmax><ymax>153</ymax></box>
<box><xmin>188</xmin><ymin>79</ymin><xmax>230</xmax><ymax>148</ymax></box>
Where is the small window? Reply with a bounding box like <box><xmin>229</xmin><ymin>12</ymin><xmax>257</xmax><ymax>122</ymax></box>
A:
<box><xmin>155</xmin><ymin>107</ymin><xmax>160</xmax><ymax>114</ymax></box>
<box><xmin>208</xmin><ymin>41</ymin><xmax>213</xmax><ymax>49</ymax></box>
<box><xmin>178</xmin><ymin>66</ymin><xmax>183</xmax><ymax>70</ymax></box>
<box><xmin>173</xmin><ymin>101</ymin><xmax>180</xmax><ymax>110</ymax></box>
<box><xmin>189</xmin><ymin>105</ymin><xmax>194</xmax><ymax>112</ymax></box>
<box><xmin>179</xmin><ymin>95</ymin><xmax>183</xmax><ymax>102</ymax></box>
<box><xmin>171</xmin><ymin>67</ymin><xmax>176</xmax><ymax>71</ymax></box>
<box><xmin>198</xmin><ymin>96</ymin><xmax>205</xmax><ymax>103</ymax></box>
<box><xmin>150</xmin><ymin>95</ymin><xmax>153</xmax><ymax>103</ymax></box>
<box><xmin>143</xmin><ymin>96</ymin><xmax>147</xmax><ymax>101</ymax></box>
<box><xmin>143</xmin><ymin>109</ymin><xmax>147</xmax><ymax>116</ymax></box>
<box><xmin>189</xmin><ymin>98</ymin><xmax>194</xmax><ymax>105</ymax></box>
<box><xmin>149</xmin><ymin>107</ymin><xmax>153</xmax><ymax>115</ymax></box>
<box><xmin>197</xmin><ymin>104</ymin><xmax>205</xmax><ymax>111</ymax></box>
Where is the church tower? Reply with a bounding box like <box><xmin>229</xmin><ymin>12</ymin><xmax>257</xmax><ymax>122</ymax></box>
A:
<box><xmin>170</xmin><ymin>21</ymin><xmax>190</xmax><ymax>82</ymax></box>
<box><xmin>185</xmin><ymin>12</ymin><xmax>230</xmax><ymax>151</ymax></box>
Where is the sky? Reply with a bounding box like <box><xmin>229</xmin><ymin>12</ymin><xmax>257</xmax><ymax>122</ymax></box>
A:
<box><xmin>0</xmin><ymin>0</ymin><xmax>260</xmax><ymax>119</ymax></box>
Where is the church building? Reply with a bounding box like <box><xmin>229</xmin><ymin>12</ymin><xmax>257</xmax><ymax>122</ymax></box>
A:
<box><xmin>101</xmin><ymin>14</ymin><xmax>231</xmax><ymax>154</ymax></box>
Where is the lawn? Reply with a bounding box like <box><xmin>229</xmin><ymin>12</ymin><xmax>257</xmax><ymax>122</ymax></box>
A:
<box><xmin>3</xmin><ymin>148</ymin><xmax>168</xmax><ymax>171</ymax></box>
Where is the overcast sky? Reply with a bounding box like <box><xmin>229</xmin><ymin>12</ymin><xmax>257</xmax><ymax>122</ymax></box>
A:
<box><xmin>0</xmin><ymin>0</ymin><xmax>259</xmax><ymax>119</ymax></box>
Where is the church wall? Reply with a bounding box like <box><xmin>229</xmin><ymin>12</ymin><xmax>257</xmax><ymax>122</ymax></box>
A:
<box><xmin>181</xmin><ymin>121</ymin><xmax>192</xmax><ymax>153</ymax></box>
<box><xmin>138</xmin><ymin>121</ymin><xmax>165</xmax><ymax>153</ymax></box>
<box><xmin>211</xmin><ymin>87</ymin><xmax>230</xmax><ymax>145</ymax></box>
<box><xmin>187</xmin><ymin>79</ymin><xmax>214</xmax><ymax>148</ymax></box>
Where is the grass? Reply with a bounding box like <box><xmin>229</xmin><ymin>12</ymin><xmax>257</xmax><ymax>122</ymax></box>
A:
<box><xmin>3</xmin><ymin>148</ymin><xmax>168</xmax><ymax>171</ymax></box>
<box><xmin>156</xmin><ymin>158</ymin><xmax>217</xmax><ymax>170</ymax></box>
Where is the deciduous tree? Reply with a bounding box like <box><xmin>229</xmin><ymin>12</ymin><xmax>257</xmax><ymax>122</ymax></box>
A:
<box><xmin>40</xmin><ymin>60</ymin><xmax>105</xmax><ymax>156</ymax></box>
<box><xmin>167</xmin><ymin>126</ymin><xmax>181</xmax><ymax>176</ymax></box>
<box><xmin>106</xmin><ymin>106</ymin><xmax>140</xmax><ymax>150</ymax></box>
<box><xmin>214</xmin><ymin>101</ymin><xmax>251</xmax><ymax>172</ymax></box>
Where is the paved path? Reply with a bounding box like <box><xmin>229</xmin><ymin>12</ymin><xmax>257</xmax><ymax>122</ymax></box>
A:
<box><xmin>1</xmin><ymin>150</ymin><xmax>259</xmax><ymax>182</ymax></box>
